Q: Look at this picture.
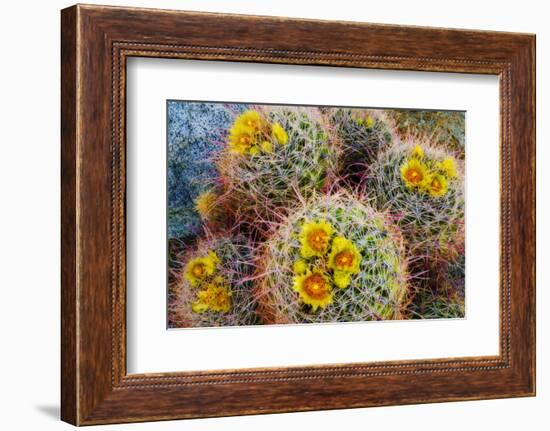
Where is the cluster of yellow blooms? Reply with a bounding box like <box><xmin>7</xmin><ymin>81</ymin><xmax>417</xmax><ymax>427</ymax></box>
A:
<box><xmin>400</xmin><ymin>145</ymin><xmax>457</xmax><ymax>198</ymax></box>
<box><xmin>292</xmin><ymin>220</ymin><xmax>362</xmax><ymax>311</ymax></box>
<box><xmin>184</xmin><ymin>251</ymin><xmax>232</xmax><ymax>313</ymax></box>
<box><xmin>194</xmin><ymin>190</ymin><xmax>218</xmax><ymax>221</ymax></box>
<box><xmin>228</xmin><ymin>110</ymin><xmax>289</xmax><ymax>156</ymax></box>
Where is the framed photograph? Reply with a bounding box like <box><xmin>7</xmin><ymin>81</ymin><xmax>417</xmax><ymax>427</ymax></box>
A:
<box><xmin>61</xmin><ymin>4</ymin><xmax>535</xmax><ymax>425</ymax></box>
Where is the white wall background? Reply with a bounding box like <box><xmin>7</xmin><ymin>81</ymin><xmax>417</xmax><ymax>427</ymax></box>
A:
<box><xmin>0</xmin><ymin>0</ymin><xmax>546</xmax><ymax>429</ymax></box>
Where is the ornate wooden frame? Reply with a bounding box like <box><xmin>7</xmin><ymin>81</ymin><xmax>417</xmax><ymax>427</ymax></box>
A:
<box><xmin>61</xmin><ymin>4</ymin><xmax>536</xmax><ymax>425</ymax></box>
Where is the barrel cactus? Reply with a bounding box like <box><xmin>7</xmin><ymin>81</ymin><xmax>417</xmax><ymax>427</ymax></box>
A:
<box><xmin>329</xmin><ymin>108</ymin><xmax>394</xmax><ymax>184</ymax></box>
<box><xmin>215</xmin><ymin>106</ymin><xmax>339</xmax><ymax>234</ymax></box>
<box><xmin>388</xmin><ymin>110</ymin><xmax>465</xmax><ymax>158</ymax></box>
<box><xmin>368</xmin><ymin>137</ymin><xmax>464</xmax><ymax>255</ymax></box>
<box><xmin>169</xmin><ymin>235</ymin><xmax>258</xmax><ymax>328</ymax></box>
<box><xmin>256</xmin><ymin>192</ymin><xmax>409</xmax><ymax>324</ymax></box>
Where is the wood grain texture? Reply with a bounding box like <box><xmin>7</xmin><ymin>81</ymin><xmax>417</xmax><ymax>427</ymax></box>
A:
<box><xmin>60</xmin><ymin>5</ymin><xmax>78</xmax><ymax>425</ymax></box>
<box><xmin>60</xmin><ymin>4</ymin><xmax>536</xmax><ymax>425</ymax></box>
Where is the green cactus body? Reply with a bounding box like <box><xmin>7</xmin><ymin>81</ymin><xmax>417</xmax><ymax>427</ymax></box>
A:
<box><xmin>169</xmin><ymin>235</ymin><xmax>258</xmax><ymax>328</ymax></box>
<box><xmin>410</xmin><ymin>254</ymin><xmax>465</xmax><ymax>319</ymax></box>
<box><xmin>256</xmin><ymin>192</ymin><xmax>409</xmax><ymax>324</ymax></box>
<box><xmin>368</xmin><ymin>139</ymin><xmax>465</xmax><ymax>256</ymax></box>
<box><xmin>216</xmin><ymin>107</ymin><xmax>339</xmax><ymax>234</ymax></box>
<box><xmin>330</xmin><ymin>108</ymin><xmax>394</xmax><ymax>184</ymax></box>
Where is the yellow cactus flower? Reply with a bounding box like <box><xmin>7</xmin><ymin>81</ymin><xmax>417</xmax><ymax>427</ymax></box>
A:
<box><xmin>260</xmin><ymin>140</ymin><xmax>273</xmax><ymax>153</ymax></box>
<box><xmin>191</xmin><ymin>283</ymin><xmax>232</xmax><ymax>313</ymax></box>
<box><xmin>356</xmin><ymin>114</ymin><xmax>374</xmax><ymax>128</ymax></box>
<box><xmin>228</xmin><ymin>110</ymin><xmax>265</xmax><ymax>155</ymax></box>
<box><xmin>228</xmin><ymin>123</ymin><xmax>256</xmax><ymax>155</ymax></box>
<box><xmin>427</xmin><ymin>173</ymin><xmax>448</xmax><ymax>197</ymax></box>
<box><xmin>333</xmin><ymin>271</ymin><xmax>352</xmax><ymax>289</ymax></box>
<box><xmin>411</xmin><ymin>144</ymin><xmax>425</xmax><ymax>159</ymax></box>
<box><xmin>365</xmin><ymin>116</ymin><xmax>374</xmax><ymax>128</ymax></box>
<box><xmin>293</xmin><ymin>259</ymin><xmax>308</xmax><ymax>275</ymax></box>
<box><xmin>190</xmin><ymin>301</ymin><xmax>209</xmax><ymax>314</ymax></box>
<box><xmin>237</xmin><ymin>110</ymin><xmax>263</xmax><ymax>133</ymax></box>
<box><xmin>293</xmin><ymin>269</ymin><xmax>333</xmax><ymax>311</ymax></box>
<box><xmin>328</xmin><ymin>236</ymin><xmax>361</xmax><ymax>273</ymax></box>
<box><xmin>328</xmin><ymin>236</ymin><xmax>361</xmax><ymax>289</ymax></box>
<box><xmin>184</xmin><ymin>251</ymin><xmax>220</xmax><ymax>286</ymax></box>
<box><xmin>195</xmin><ymin>190</ymin><xmax>217</xmax><ymax>220</ymax></box>
<box><xmin>437</xmin><ymin>157</ymin><xmax>457</xmax><ymax>178</ymax></box>
<box><xmin>400</xmin><ymin>158</ymin><xmax>430</xmax><ymax>190</ymax></box>
<box><xmin>271</xmin><ymin>122</ymin><xmax>289</xmax><ymax>145</ymax></box>
<box><xmin>299</xmin><ymin>220</ymin><xmax>334</xmax><ymax>258</ymax></box>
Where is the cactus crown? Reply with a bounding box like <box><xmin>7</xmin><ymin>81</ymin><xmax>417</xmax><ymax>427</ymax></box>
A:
<box><xmin>368</xmin><ymin>138</ymin><xmax>464</xmax><ymax>251</ymax></box>
<box><xmin>215</xmin><ymin>106</ymin><xmax>340</xmax><ymax>231</ymax></box>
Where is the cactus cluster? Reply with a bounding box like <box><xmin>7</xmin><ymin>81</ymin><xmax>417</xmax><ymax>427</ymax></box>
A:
<box><xmin>169</xmin><ymin>234</ymin><xmax>258</xmax><ymax>328</ymax></box>
<box><xmin>256</xmin><ymin>192</ymin><xmax>409</xmax><ymax>324</ymax></box>
<box><xmin>167</xmin><ymin>102</ymin><xmax>466</xmax><ymax>327</ymax></box>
